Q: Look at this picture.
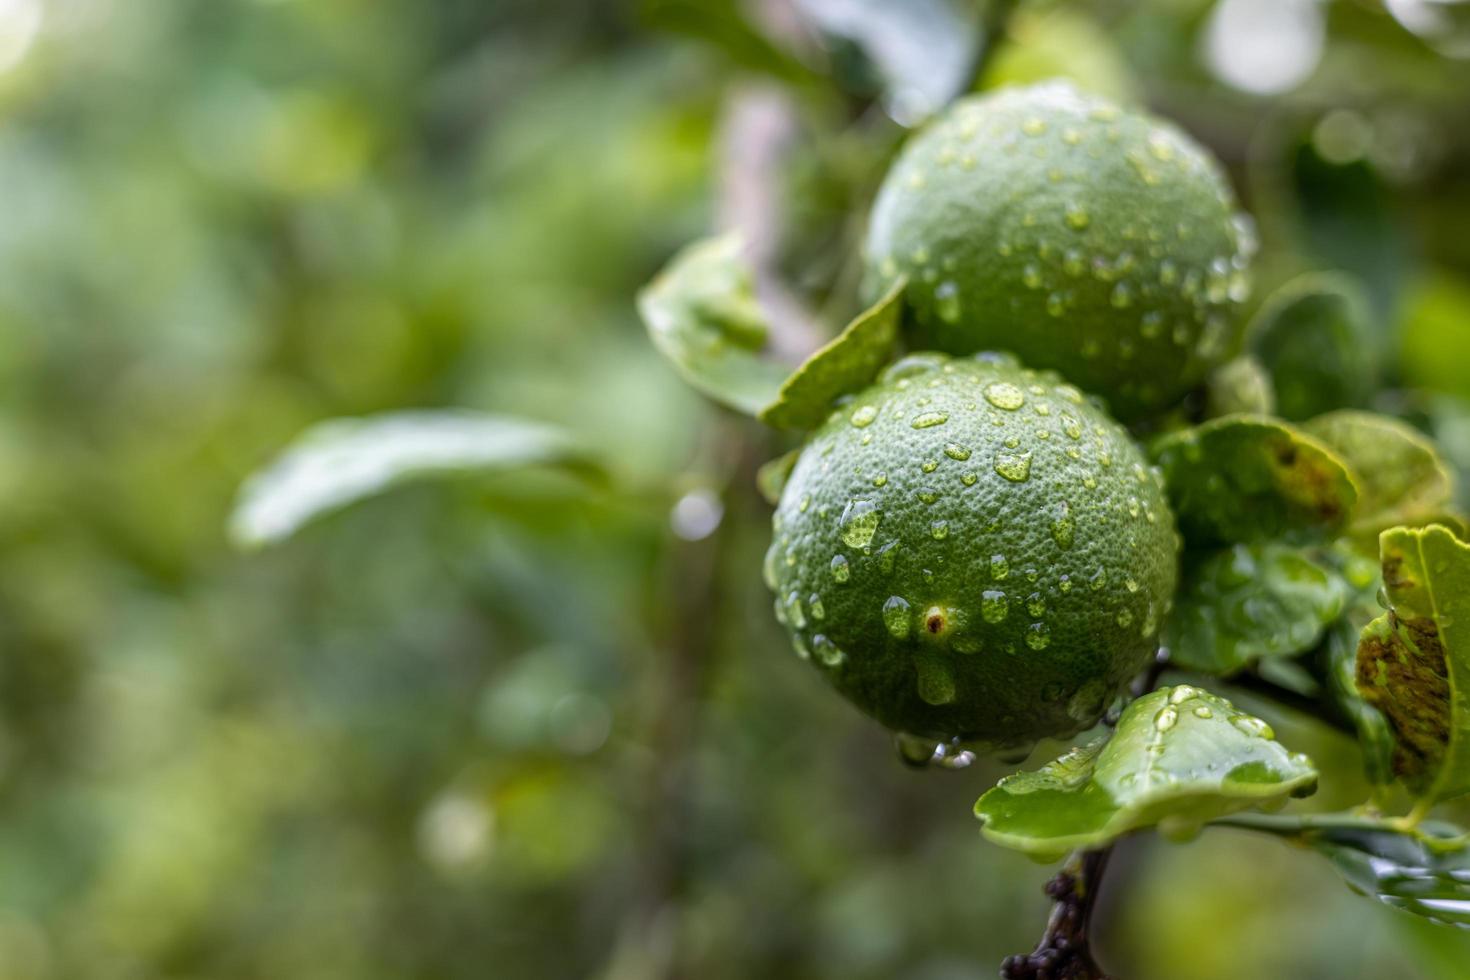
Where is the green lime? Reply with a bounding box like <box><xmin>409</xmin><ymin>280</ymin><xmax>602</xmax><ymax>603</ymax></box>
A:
<box><xmin>863</xmin><ymin>81</ymin><xmax>1253</xmax><ymax>421</ymax></box>
<box><xmin>764</xmin><ymin>352</ymin><xmax>1179</xmax><ymax>750</ymax></box>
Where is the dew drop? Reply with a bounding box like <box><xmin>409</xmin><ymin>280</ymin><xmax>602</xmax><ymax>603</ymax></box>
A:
<box><xmin>991</xmin><ymin>554</ymin><xmax>1010</xmax><ymax>580</ymax></box>
<box><xmin>808</xmin><ymin>594</ymin><xmax>825</xmax><ymax>620</ymax></box>
<box><xmin>1193</xmin><ymin>706</ymin><xmax>1213</xmax><ymax>719</ymax></box>
<box><xmin>882</xmin><ymin>595</ymin><xmax>912</xmax><ymax>639</ymax></box>
<box><xmin>983</xmin><ymin>381</ymin><xmax>1025</xmax><ymax>410</ymax></box>
<box><xmin>1051</xmin><ymin>500</ymin><xmax>1075</xmax><ymax>549</ymax></box>
<box><xmin>851</xmin><ymin>405</ymin><xmax>878</xmax><ymax>428</ymax></box>
<box><xmin>812</xmin><ymin>633</ymin><xmax>846</xmax><ymax>667</ymax></box>
<box><xmin>994</xmin><ymin>449</ymin><xmax>1033</xmax><ymax>482</ymax></box>
<box><xmin>911</xmin><ymin>411</ymin><xmax>948</xmax><ymax>429</ymax></box>
<box><xmin>1154</xmin><ymin>706</ymin><xmax>1178</xmax><ymax>732</ymax></box>
<box><xmin>1065</xmin><ymin>203</ymin><xmax>1090</xmax><ymax>230</ymax></box>
<box><xmin>930</xmin><ymin>520</ymin><xmax>949</xmax><ymax>540</ymax></box>
<box><xmin>872</xmin><ymin>472</ymin><xmax>888</xmax><ymax>488</ymax></box>
<box><xmin>839</xmin><ymin>499</ymin><xmax>881</xmax><ymax>549</ymax></box>
<box><xmin>916</xmin><ymin>658</ymin><xmax>957</xmax><ymax>706</ymax></box>
<box><xmin>935</xmin><ymin>280</ymin><xmax>962</xmax><ymax>323</ymax></box>
<box><xmin>1025</xmin><ymin>623</ymin><xmax>1051</xmax><ymax>650</ymax></box>
<box><xmin>944</xmin><ymin>442</ymin><xmax>972</xmax><ymax>461</ymax></box>
<box><xmin>786</xmin><ymin>591</ymin><xmax>807</xmax><ymax>629</ymax></box>
<box><xmin>961</xmin><ymin>472</ymin><xmax>978</xmax><ymax>486</ymax></box>
<box><xmin>1232</xmin><ymin>715</ymin><xmax>1274</xmax><ymax>740</ymax></box>
<box><xmin>1022</xmin><ymin>116</ymin><xmax>1047</xmax><ymax>136</ymax></box>
<box><xmin>1111</xmin><ymin>282</ymin><xmax>1134</xmax><ymax>308</ymax></box>
<box><xmin>1025</xmin><ymin>592</ymin><xmax>1046</xmax><ymax>617</ymax></box>
<box><xmin>1022</xmin><ymin>263</ymin><xmax>1043</xmax><ymax>289</ymax></box>
<box><xmin>982</xmin><ymin>589</ymin><xmax>1009</xmax><ymax>623</ymax></box>
<box><xmin>830</xmin><ymin>554</ymin><xmax>850</xmax><ymax>583</ymax></box>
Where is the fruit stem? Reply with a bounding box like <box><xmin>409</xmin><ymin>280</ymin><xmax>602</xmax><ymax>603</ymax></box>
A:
<box><xmin>1001</xmin><ymin>846</ymin><xmax>1116</xmax><ymax>980</ymax></box>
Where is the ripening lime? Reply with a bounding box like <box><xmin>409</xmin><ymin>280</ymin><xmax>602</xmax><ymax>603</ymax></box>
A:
<box><xmin>863</xmin><ymin>81</ymin><xmax>1254</xmax><ymax>421</ymax></box>
<box><xmin>764</xmin><ymin>353</ymin><xmax>1179</xmax><ymax>750</ymax></box>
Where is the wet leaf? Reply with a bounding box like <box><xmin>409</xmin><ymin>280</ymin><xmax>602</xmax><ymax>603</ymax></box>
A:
<box><xmin>1165</xmin><ymin>543</ymin><xmax>1347</xmax><ymax>675</ymax></box>
<box><xmin>1151</xmin><ymin>415</ymin><xmax>1358</xmax><ymax>548</ymax></box>
<box><xmin>1204</xmin><ymin>355</ymin><xmax>1275</xmax><ymax>419</ymax></box>
<box><xmin>637</xmin><ymin>233</ymin><xmax>790</xmax><ymax>416</ymax></box>
<box><xmin>756</xmin><ymin>449</ymin><xmax>800</xmax><ymax>506</ymax></box>
<box><xmin>1326</xmin><ymin>618</ymin><xmax>1397</xmax><ymax>785</ymax></box>
<box><xmin>1248</xmin><ymin>272</ymin><xmax>1375</xmax><ymax>421</ymax></box>
<box><xmin>760</xmin><ymin>277</ymin><xmax>905</xmax><ymax>431</ymax></box>
<box><xmin>974</xmin><ymin>686</ymin><xmax>1317</xmax><ymax>859</ymax></box>
<box><xmin>1304</xmin><ymin>410</ymin><xmax>1458</xmax><ymax>543</ymax></box>
<box><xmin>1356</xmin><ymin>524</ymin><xmax>1470</xmax><ymax>802</ymax></box>
<box><xmin>1240</xmin><ymin>819</ymin><xmax>1470</xmax><ymax>929</ymax></box>
<box><xmin>230</xmin><ymin>412</ymin><xmax>602</xmax><ymax>548</ymax></box>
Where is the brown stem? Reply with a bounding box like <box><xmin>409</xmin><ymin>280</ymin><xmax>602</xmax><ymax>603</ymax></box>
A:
<box><xmin>1001</xmin><ymin>847</ymin><xmax>1116</xmax><ymax>980</ymax></box>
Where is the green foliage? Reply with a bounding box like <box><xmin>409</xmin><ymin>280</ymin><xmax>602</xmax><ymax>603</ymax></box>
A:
<box><xmin>1233</xmin><ymin>817</ymin><xmax>1470</xmax><ymax>930</ymax></box>
<box><xmin>230</xmin><ymin>412</ymin><xmax>605</xmax><ymax>548</ymax></box>
<box><xmin>1304</xmin><ymin>410</ymin><xmax>1459</xmax><ymax>543</ymax></box>
<box><xmin>975</xmin><ymin>686</ymin><xmax>1317</xmax><ymax>860</ymax></box>
<box><xmin>1357</xmin><ymin>524</ymin><xmax>1470</xmax><ymax>803</ymax></box>
<box><xmin>1248</xmin><ymin>273</ymin><xmax>1375</xmax><ymax>421</ymax></box>
<box><xmin>1165</xmin><ymin>543</ymin><xmax>1346</xmax><ymax>675</ymax></box>
<box><xmin>637</xmin><ymin>233</ymin><xmax>791</xmax><ymax>416</ymax></box>
<box><xmin>1150</xmin><ymin>415</ymin><xmax>1358</xmax><ymax>547</ymax></box>
<box><xmin>760</xmin><ymin>278</ymin><xmax>906</xmax><ymax>430</ymax></box>
<box><xmin>1204</xmin><ymin>356</ymin><xmax>1276</xmax><ymax>419</ymax></box>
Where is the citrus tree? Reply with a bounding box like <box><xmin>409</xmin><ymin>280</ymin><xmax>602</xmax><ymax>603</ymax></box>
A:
<box><xmin>229</xmin><ymin>15</ymin><xmax>1470</xmax><ymax>979</ymax></box>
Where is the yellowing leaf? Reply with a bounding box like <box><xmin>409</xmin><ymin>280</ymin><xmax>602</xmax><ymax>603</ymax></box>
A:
<box><xmin>1356</xmin><ymin>524</ymin><xmax>1470</xmax><ymax>802</ymax></box>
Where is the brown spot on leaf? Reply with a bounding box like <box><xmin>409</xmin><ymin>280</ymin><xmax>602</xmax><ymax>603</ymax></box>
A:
<box><xmin>1357</xmin><ymin>614</ymin><xmax>1451</xmax><ymax>788</ymax></box>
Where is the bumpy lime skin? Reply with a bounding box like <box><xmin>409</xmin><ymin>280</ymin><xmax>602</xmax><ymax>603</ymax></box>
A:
<box><xmin>764</xmin><ymin>353</ymin><xmax>1179</xmax><ymax>747</ymax></box>
<box><xmin>863</xmin><ymin>82</ymin><xmax>1254</xmax><ymax>421</ymax></box>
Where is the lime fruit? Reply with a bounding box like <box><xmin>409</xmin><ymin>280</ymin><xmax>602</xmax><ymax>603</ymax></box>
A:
<box><xmin>863</xmin><ymin>81</ymin><xmax>1254</xmax><ymax>421</ymax></box>
<box><xmin>764</xmin><ymin>352</ymin><xmax>1179</xmax><ymax>750</ymax></box>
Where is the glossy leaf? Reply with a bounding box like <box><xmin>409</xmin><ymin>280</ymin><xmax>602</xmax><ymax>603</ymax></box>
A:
<box><xmin>1151</xmin><ymin>415</ymin><xmax>1358</xmax><ymax>548</ymax></box>
<box><xmin>1165</xmin><ymin>543</ymin><xmax>1346</xmax><ymax>675</ymax></box>
<box><xmin>1235</xmin><ymin>818</ymin><xmax>1470</xmax><ymax>930</ymax></box>
<box><xmin>760</xmin><ymin>277</ymin><xmax>905</xmax><ymax>430</ymax></box>
<box><xmin>637</xmin><ymin>234</ymin><xmax>790</xmax><ymax>416</ymax></box>
<box><xmin>1304</xmin><ymin>410</ymin><xmax>1457</xmax><ymax>542</ymax></box>
<box><xmin>975</xmin><ymin>686</ymin><xmax>1317</xmax><ymax>859</ymax></box>
<box><xmin>230</xmin><ymin>412</ymin><xmax>602</xmax><ymax>548</ymax></box>
<box><xmin>1357</xmin><ymin>524</ymin><xmax>1470</xmax><ymax>802</ymax></box>
<box><xmin>1204</xmin><ymin>356</ymin><xmax>1275</xmax><ymax>419</ymax></box>
<box><xmin>1248</xmin><ymin>272</ymin><xmax>1375</xmax><ymax>421</ymax></box>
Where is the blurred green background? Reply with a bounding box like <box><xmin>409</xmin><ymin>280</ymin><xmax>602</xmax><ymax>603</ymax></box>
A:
<box><xmin>3</xmin><ymin>0</ymin><xmax>1470</xmax><ymax>977</ymax></box>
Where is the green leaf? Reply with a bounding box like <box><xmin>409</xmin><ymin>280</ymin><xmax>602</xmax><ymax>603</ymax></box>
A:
<box><xmin>1164</xmin><ymin>543</ymin><xmax>1346</xmax><ymax>675</ymax></box>
<box><xmin>1248</xmin><ymin>272</ymin><xmax>1375</xmax><ymax>422</ymax></box>
<box><xmin>755</xmin><ymin>449</ymin><xmax>799</xmax><ymax>506</ymax></box>
<box><xmin>1203</xmin><ymin>356</ymin><xmax>1275</xmax><ymax>419</ymax></box>
<box><xmin>759</xmin><ymin>277</ymin><xmax>906</xmax><ymax>430</ymax></box>
<box><xmin>1357</xmin><ymin>524</ymin><xmax>1470</xmax><ymax>802</ymax></box>
<box><xmin>794</xmin><ymin>0</ymin><xmax>978</xmax><ymax>124</ymax></box>
<box><xmin>1303</xmin><ymin>410</ymin><xmax>1458</xmax><ymax>543</ymax></box>
<box><xmin>637</xmin><ymin>234</ymin><xmax>790</xmax><ymax>416</ymax></box>
<box><xmin>975</xmin><ymin>685</ymin><xmax>1317</xmax><ymax>859</ymax></box>
<box><xmin>1232</xmin><ymin>817</ymin><xmax>1470</xmax><ymax>930</ymax></box>
<box><xmin>1151</xmin><ymin>415</ymin><xmax>1358</xmax><ymax>547</ymax></box>
<box><xmin>229</xmin><ymin>411</ymin><xmax>602</xmax><ymax>548</ymax></box>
